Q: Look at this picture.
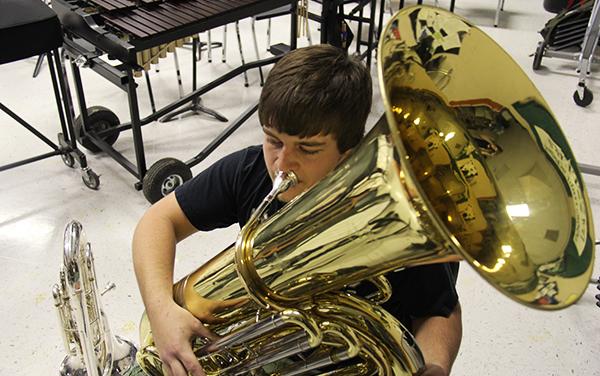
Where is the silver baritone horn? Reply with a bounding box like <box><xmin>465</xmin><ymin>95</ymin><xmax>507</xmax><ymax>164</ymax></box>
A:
<box><xmin>52</xmin><ymin>220</ymin><xmax>137</xmax><ymax>376</ymax></box>
<box><xmin>136</xmin><ymin>5</ymin><xmax>595</xmax><ymax>376</ymax></box>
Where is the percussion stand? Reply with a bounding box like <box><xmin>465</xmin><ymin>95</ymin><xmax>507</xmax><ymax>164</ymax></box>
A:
<box><xmin>160</xmin><ymin>36</ymin><xmax>228</xmax><ymax>123</ymax></box>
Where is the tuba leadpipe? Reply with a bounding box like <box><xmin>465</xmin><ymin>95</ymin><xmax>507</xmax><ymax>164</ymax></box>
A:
<box><xmin>53</xmin><ymin>220</ymin><xmax>138</xmax><ymax>376</ymax></box>
<box><xmin>137</xmin><ymin>5</ymin><xmax>595</xmax><ymax>375</ymax></box>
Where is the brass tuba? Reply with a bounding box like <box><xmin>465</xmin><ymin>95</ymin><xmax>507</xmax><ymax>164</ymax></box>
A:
<box><xmin>136</xmin><ymin>6</ymin><xmax>595</xmax><ymax>375</ymax></box>
<box><xmin>53</xmin><ymin>220</ymin><xmax>138</xmax><ymax>375</ymax></box>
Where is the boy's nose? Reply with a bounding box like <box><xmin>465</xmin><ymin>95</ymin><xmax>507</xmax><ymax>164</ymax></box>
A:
<box><xmin>276</xmin><ymin>146</ymin><xmax>299</xmax><ymax>172</ymax></box>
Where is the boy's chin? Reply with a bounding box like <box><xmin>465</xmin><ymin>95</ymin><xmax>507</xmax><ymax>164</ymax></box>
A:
<box><xmin>277</xmin><ymin>193</ymin><xmax>292</xmax><ymax>203</ymax></box>
<box><xmin>277</xmin><ymin>189</ymin><xmax>300</xmax><ymax>203</ymax></box>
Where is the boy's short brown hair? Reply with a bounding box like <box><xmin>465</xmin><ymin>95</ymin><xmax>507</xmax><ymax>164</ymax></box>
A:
<box><xmin>258</xmin><ymin>44</ymin><xmax>372</xmax><ymax>152</ymax></box>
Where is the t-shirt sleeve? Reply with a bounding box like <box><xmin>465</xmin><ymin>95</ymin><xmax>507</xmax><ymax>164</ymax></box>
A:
<box><xmin>174</xmin><ymin>150</ymin><xmax>244</xmax><ymax>231</ymax></box>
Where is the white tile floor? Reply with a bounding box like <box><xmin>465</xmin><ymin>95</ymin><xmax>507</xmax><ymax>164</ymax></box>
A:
<box><xmin>1</xmin><ymin>0</ymin><xmax>599</xmax><ymax>375</ymax></box>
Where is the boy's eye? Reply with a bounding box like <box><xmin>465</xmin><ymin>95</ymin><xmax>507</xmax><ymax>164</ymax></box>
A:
<box><xmin>268</xmin><ymin>138</ymin><xmax>283</xmax><ymax>147</ymax></box>
<box><xmin>300</xmin><ymin>146</ymin><xmax>321</xmax><ymax>155</ymax></box>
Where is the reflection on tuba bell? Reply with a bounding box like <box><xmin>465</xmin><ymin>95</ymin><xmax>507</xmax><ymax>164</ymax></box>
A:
<box><xmin>53</xmin><ymin>220</ymin><xmax>138</xmax><ymax>376</ymax></box>
<box><xmin>136</xmin><ymin>6</ymin><xmax>595</xmax><ymax>375</ymax></box>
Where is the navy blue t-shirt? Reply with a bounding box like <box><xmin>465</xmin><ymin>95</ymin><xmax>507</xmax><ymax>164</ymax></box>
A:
<box><xmin>175</xmin><ymin>145</ymin><xmax>459</xmax><ymax>331</ymax></box>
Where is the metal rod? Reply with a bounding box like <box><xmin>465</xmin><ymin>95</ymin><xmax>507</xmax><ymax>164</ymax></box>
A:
<box><xmin>235</xmin><ymin>21</ymin><xmax>249</xmax><ymax>87</ymax></box>
<box><xmin>173</xmin><ymin>49</ymin><xmax>185</xmax><ymax>98</ymax></box>
<box><xmin>291</xmin><ymin>0</ymin><xmax>298</xmax><ymax>49</ymax></box>
<box><xmin>0</xmin><ymin>151</ymin><xmax>62</xmax><ymax>172</ymax></box>
<box><xmin>185</xmin><ymin>101</ymin><xmax>259</xmax><ymax>168</ymax></box>
<box><xmin>46</xmin><ymin>51</ymin><xmax>69</xmax><ymax>137</ymax></box>
<box><xmin>70</xmin><ymin>60</ymin><xmax>91</xmax><ymax>139</ymax></box>
<box><xmin>579</xmin><ymin>163</ymin><xmax>600</xmax><ymax>176</ymax></box>
<box><xmin>144</xmin><ymin>70</ymin><xmax>157</xmax><ymax>113</ymax></box>
<box><xmin>0</xmin><ymin>103</ymin><xmax>60</xmax><ymax>150</ymax></box>
<box><xmin>125</xmin><ymin>67</ymin><xmax>147</xmax><ymax>181</ymax></box>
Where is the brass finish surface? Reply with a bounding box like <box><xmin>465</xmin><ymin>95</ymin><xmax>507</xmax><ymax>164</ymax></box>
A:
<box><xmin>136</xmin><ymin>6</ymin><xmax>594</xmax><ymax>375</ymax></box>
<box><xmin>378</xmin><ymin>6</ymin><xmax>594</xmax><ymax>308</ymax></box>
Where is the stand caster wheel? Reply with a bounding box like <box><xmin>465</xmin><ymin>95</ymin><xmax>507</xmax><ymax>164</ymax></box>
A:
<box><xmin>143</xmin><ymin>158</ymin><xmax>192</xmax><ymax>204</ymax></box>
<box><xmin>573</xmin><ymin>85</ymin><xmax>593</xmax><ymax>107</ymax></box>
<box><xmin>82</xmin><ymin>169</ymin><xmax>100</xmax><ymax>190</ymax></box>
<box><xmin>61</xmin><ymin>152</ymin><xmax>75</xmax><ymax>168</ymax></box>
<box><xmin>74</xmin><ymin>106</ymin><xmax>120</xmax><ymax>153</ymax></box>
<box><xmin>532</xmin><ymin>42</ymin><xmax>544</xmax><ymax>71</ymax></box>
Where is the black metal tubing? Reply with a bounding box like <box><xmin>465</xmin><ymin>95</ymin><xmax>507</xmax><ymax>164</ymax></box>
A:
<box><xmin>290</xmin><ymin>1</ymin><xmax>298</xmax><ymax>50</ymax></box>
<box><xmin>186</xmin><ymin>101</ymin><xmax>259</xmax><ymax>168</ymax></box>
<box><xmin>0</xmin><ymin>103</ymin><xmax>61</xmax><ymax>151</ymax></box>
<box><xmin>90</xmin><ymin>131</ymin><xmax>141</xmax><ymax>177</ymax></box>
<box><xmin>70</xmin><ymin>59</ymin><xmax>93</xmax><ymax>137</ymax></box>
<box><xmin>0</xmin><ymin>48</ymin><xmax>83</xmax><ymax>173</ymax></box>
<box><xmin>318</xmin><ymin>0</ymin><xmax>377</xmax><ymax>66</ymax></box>
<box><xmin>51</xmin><ymin>48</ymin><xmax>81</xmax><ymax>153</ymax></box>
<box><xmin>193</xmin><ymin>37</ymin><xmax>198</xmax><ymax>91</ymax></box>
<box><xmin>126</xmin><ymin>66</ymin><xmax>148</xmax><ymax>181</ymax></box>
<box><xmin>47</xmin><ymin>52</ymin><xmax>69</xmax><ymax>138</ymax></box>
<box><xmin>69</xmin><ymin>51</ymin><xmax>284</xmax><ymax>187</ymax></box>
<box><xmin>62</xmin><ymin>38</ymin><xmax>130</xmax><ymax>90</ymax></box>
<box><xmin>0</xmin><ymin>151</ymin><xmax>63</xmax><ymax>172</ymax></box>
<box><xmin>144</xmin><ymin>70</ymin><xmax>157</xmax><ymax>113</ymax></box>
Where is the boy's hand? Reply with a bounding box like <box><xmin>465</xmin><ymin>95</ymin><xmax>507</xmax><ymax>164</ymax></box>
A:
<box><xmin>149</xmin><ymin>297</ymin><xmax>247</xmax><ymax>376</ymax></box>
<box><xmin>150</xmin><ymin>303</ymin><xmax>216</xmax><ymax>376</ymax></box>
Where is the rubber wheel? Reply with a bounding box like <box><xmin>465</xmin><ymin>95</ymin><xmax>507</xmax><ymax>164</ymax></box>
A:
<box><xmin>74</xmin><ymin>106</ymin><xmax>120</xmax><ymax>153</ymax></box>
<box><xmin>61</xmin><ymin>153</ymin><xmax>75</xmax><ymax>168</ymax></box>
<box><xmin>573</xmin><ymin>86</ymin><xmax>593</xmax><ymax>107</ymax></box>
<box><xmin>143</xmin><ymin>158</ymin><xmax>192</xmax><ymax>204</ymax></box>
<box><xmin>532</xmin><ymin>42</ymin><xmax>544</xmax><ymax>71</ymax></box>
<box><xmin>82</xmin><ymin>169</ymin><xmax>100</xmax><ymax>190</ymax></box>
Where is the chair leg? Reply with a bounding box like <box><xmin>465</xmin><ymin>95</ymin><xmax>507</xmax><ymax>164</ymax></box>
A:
<box><xmin>222</xmin><ymin>26</ymin><xmax>227</xmax><ymax>63</ymax></box>
<box><xmin>267</xmin><ymin>19</ymin><xmax>272</xmax><ymax>51</ymax></box>
<box><xmin>495</xmin><ymin>0</ymin><xmax>503</xmax><ymax>27</ymax></box>
<box><xmin>251</xmin><ymin>18</ymin><xmax>265</xmax><ymax>86</ymax></box>
<box><xmin>235</xmin><ymin>21</ymin><xmax>249</xmax><ymax>87</ymax></box>
<box><xmin>172</xmin><ymin>49</ymin><xmax>184</xmax><ymax>98</ymax></box>
<box><xmin>196</xmin><ymin>34</ymin><xmax>202</xmax><ymax>61</ymax></box>
<box><xmin>33</xmin><ymin>54</ymin><xmax>45</xmax><ymax>78</ymax></box>
<box><xmin>208</xmin><ymin>30</ymin><xmax>213</xmax><ymax>63</ymax></box>
<box><xmin>144</xmin><ymin>70</ymin><xmax>157</xmax><ymax>114</ymax></box>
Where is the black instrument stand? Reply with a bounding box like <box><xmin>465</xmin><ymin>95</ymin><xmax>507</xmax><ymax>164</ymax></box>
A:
<box><xmin>160</xmin><ymin>95</ymin><xmax>227</xmax><ymax>123</ymax></box>
<box><xmin>0</xmin><ymin>0</ymin><xmax>99</xmax><ymax>189</ymax></box>
<box><xmin>160</xmin><ymin>37</ymin><xmax>228</xmax><ymax>123</ymax></box>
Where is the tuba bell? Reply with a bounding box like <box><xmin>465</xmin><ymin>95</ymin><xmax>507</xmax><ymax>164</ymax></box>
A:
<box><xmin>53</xmin><ymin>220</ymin><xmax>138</xmax><ymax>376</ymax></box>
<box><xmin>136</xmin><ymin>5</ymin><xmax>595</xmax><ymax>375</ymax></box>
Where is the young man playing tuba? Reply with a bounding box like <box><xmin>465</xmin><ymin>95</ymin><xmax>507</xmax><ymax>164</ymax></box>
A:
<box><xmin>132</xmin><ymin>44</ymin><xmax>462</xmax><ymax>376</ymax></box>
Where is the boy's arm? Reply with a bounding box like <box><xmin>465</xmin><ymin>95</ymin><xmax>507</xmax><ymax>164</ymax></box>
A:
<box><xmin>132</xmin><ymin>193</ymin><xmax>211</xmax><ymax>376</ymax></box>
<box><xmin>412</xmin><ymin>302</ymin><xmax>463</xmax><ymax>376</ymax></box>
